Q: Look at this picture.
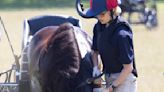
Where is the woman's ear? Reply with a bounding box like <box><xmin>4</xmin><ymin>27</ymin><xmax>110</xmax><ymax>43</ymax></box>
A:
<box><xmin>107</xmin><ymin>11</ymin><xmax>111</xmax><ymax>16</ymax></box>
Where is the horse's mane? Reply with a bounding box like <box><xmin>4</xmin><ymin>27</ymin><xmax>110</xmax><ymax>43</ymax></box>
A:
<box><xmin>37</xmin><ymin>23</ymin><xmax>81</xmax><ymax>92</ymax></box>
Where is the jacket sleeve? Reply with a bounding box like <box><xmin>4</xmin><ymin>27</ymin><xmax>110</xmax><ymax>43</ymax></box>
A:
<box><xmin>117</xmin><ymin>29</ymin><xmax>134</xmax><ymax>64</ymax></box>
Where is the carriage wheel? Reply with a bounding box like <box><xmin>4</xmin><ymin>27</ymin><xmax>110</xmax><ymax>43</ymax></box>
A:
<box><xmin>19</xmin><ymin>46</ymin><xmax>30</xmax><ymax>92</ymax></box>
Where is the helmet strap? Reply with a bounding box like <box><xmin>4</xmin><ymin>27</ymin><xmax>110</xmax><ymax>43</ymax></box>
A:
<box><xmin>110</xmin><ymin>10</ymin><xmax>114</xmax><ymax>20</ymax></box>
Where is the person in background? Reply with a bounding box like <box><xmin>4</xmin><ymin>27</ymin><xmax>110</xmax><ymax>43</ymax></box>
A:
<box><xmin>84</xmin><ymin>0</ymin><xmax>138</xmax><ymax>92</ymax></box>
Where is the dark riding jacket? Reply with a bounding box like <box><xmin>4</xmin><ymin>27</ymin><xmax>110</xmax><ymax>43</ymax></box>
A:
<box><xmin>92</xmin><ymin>16</ymin><xmax>138</xmax><ymax>77</ymax></box>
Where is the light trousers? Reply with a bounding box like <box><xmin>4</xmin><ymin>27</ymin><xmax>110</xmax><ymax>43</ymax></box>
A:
<box><xmin>105</xmin><ymin>73</ymin><xmax>137</xmax><ymax>92</ymax></box>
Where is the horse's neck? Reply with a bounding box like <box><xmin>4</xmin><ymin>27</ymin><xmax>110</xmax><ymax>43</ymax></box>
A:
<box><xmin>35</xmin><ymin>26</ymin><xmax>58</xmax><ymax>52</ymax></box>
<box><xmin>29</xmin><ymin>26</ymin><xmax>58</xmax><ymax>68</ymax></box>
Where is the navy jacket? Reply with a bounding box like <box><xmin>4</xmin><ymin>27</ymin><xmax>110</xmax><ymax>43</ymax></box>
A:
<box><xmin>92</xmin><ymin>16</ymin><xmax>138</xmax><ymax>77</ymax></box>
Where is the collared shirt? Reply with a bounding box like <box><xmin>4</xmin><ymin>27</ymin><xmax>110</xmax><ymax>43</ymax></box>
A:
<box><xmin>92</xmin><ymin>16</ymin><xmax>138</xmax><ymax>77</ymax></box>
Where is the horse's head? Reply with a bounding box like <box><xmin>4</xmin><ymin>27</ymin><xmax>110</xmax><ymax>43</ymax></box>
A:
<box><xmin>40</xmin><ymin>23</ymin><xmax>81</xmax><ymax>75</ymax></box>
<box><xmin>28</xmin><ymin>23</ymin><xmax>83</xmax><ymax>92</ymax></box>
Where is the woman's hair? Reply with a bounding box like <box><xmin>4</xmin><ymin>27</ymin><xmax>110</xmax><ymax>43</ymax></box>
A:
<box><xmin>113</xmin><ymin>6</ymin><xmax>122</xmax><ymax>16</ymax></box>
<box><xmin>114</xmin><ymin>6</ymin><xmax>122</xmax><ymax>16</ymax></box>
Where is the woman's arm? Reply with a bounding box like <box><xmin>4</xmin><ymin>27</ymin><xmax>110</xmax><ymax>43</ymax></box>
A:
<box><xmin>91</xmin><ymin>50</ymin><xmax>101</xmax><ymax>77</ymax></box>
<box><xmin>112</xmin><ymin>62</ymin><xmax>133</xmax><ymax>87</ymax></box>
<box><xmin>113</xmin><ymin>28</ymin><xmax>134</xmax><ymax>86</ymax></box>
<box><xmin>91</xmin><ymin>50</ymin><xmax>99</xmax><ymax>67</ymax></box>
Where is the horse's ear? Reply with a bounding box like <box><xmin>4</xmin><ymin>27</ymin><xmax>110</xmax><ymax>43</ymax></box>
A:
<box><xmin>60</xmin><ymin>22</ymin><xmax>74</xmax><ymax>29</ymax></box>
<box><xmin>58</xmin><ymin>22</ymin><xmax>75</xmax><ymax>35</ymax></box>
<box><xmin>45</xmin><ymin>23</ymin><xmax>74</xmax><ymax>51</ymax></box>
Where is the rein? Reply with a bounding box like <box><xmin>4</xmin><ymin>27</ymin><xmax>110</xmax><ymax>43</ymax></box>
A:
<box><xmin>74</xmin><ymin>72</ymin><xmax>104</xmax><ymax>90</ymax></box>
<box><xmin>0</xmin><ymin>17</ymin><xmax>20</xmax><ymax>71</ymax></box>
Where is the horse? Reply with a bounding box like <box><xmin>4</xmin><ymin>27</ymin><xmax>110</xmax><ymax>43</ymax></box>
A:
<box><xmin>27</xmin><ymin>22</ymin><xmax>93</xmax><ymax>92</ymax></box>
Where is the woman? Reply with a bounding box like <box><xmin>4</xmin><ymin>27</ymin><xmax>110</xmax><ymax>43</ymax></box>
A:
<box><xmin>76</xmin><ymin>0</ymin><xmax>138</xmax><ymax>92</ymax></box>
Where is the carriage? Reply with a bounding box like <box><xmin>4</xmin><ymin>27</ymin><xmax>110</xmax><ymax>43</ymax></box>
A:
<box><xmin>0</xmin><ymin>15</ymin><xmax>96</xmax><ymax>92</ymax></box>
<box><xmin>119</xmin><ymin>0</ymin><xmax>158</xmax><ymax>29</ymax></box>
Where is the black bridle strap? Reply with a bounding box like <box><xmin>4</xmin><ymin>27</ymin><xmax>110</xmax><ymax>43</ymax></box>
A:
<box><xmin>86</xmin><ymin>72</ymin><xmax>104</xmax><ymax>84</ymax></box>
<box><xmin>74</xmin><ymin>72</ymin><xmax>104</xmax><ymax>90</ymax></box>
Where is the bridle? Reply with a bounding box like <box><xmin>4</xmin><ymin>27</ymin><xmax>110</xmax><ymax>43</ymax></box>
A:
<box><xmin>74</xmin><ymin>72</ymin><xmax>105</xmax><ymax>90</ymax></box>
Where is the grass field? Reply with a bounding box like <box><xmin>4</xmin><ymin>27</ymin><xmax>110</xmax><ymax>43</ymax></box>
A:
<box><xmin>0</xmin><ymin>3</ymin><xmax>164</xmax><ymax>92</ymax></box>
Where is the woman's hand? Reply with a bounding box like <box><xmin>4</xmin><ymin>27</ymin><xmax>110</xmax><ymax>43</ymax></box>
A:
<box><xmin>103</xmin><ymin>87</ymin><xmax>113</xmax><ymax>92</ymax></box>
<box><xmin>108</xmin><ymin>86</ymin><xmax>113</xmax><ymax>92</ymax></box>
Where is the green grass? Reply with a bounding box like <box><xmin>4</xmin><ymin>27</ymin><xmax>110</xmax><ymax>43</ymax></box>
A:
<box><xmin>0</xmin><ymin>0</ymin><xmax>163</xmax><ymax>10</ymax></box>
<box><xmin>0</xmin><ymin>2</ymin><xmax>164</xmax><ymax>92</ymax></box>
<box><xmin>0</xmin><ymin>0</ymin><xmax>76</xmax><ymax>10</ymax></box>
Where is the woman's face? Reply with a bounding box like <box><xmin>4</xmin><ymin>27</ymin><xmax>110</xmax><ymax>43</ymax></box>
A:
<box><xmin>96</xmin><ymin>11</ymin><xmax>112</xmax><ymax>24</ymax></box>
